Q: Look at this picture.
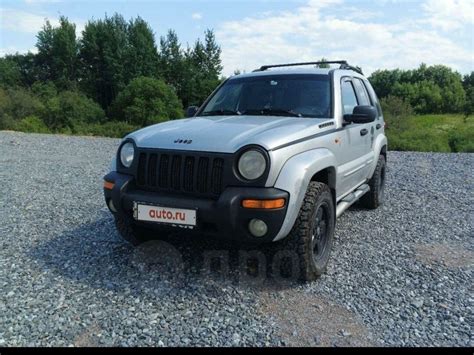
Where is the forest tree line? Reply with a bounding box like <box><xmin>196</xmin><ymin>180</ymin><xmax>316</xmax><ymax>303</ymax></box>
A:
<box><xmin>0</xmin><ymin>14</ymin><xmax>222</xmax><ymax>136</ymax></box>
<box><xmin>0</xmin><ymin>13</ymin><xmax>473</xmax><ymax>138</ymax></box>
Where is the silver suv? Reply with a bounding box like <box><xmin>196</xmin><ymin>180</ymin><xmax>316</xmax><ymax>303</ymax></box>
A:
<box><xmin>103</xmin><ymin>60</ymin><xmax>387</xmax><ymax>281</ymax></box>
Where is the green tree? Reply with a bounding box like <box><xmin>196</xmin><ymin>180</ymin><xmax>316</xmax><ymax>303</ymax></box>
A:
<box><xmin>368</xmin><ymin>69</ymin><xmax>402</xmax><ymax>98</ymax></box>
<box><xmin>462</xmin><ymin>72</ymin><xmax>474</xmax><ymax>117</ymax></box>
<box><xmin>31</xmin><ymin>81</ymin><xmax>57</xmax><ymax>100</ymax></box>
<box><xmin>369</xmin><ymin>64</ymin><xmax>465</xmax><ymax>114</ymax></box>
<box><xmin>158</xmin><ymin>29</ymin><xmax>186</xmax><ymax>99</ymax></box>
<box><xmin>79</xmin><ymin>13</ymin><xmax>129</xmax><ymax>109</ymax></box>
<box><xmin>109</xmin><ymin>76</ymin><xmax>183</xmax><ymax>126</ymax></box>
<box><xmin>36</xmin><ymin>17</ymin><xmax>78</xmax><ymax>89</ymax></box>
<box><xmin>157</xmin><ymin>29</ymin><xmax>223</xmax><ymax>108</ymax></box>
<box><xmin>125</xmin><ymin>17</ymin><xmax>160</xmax><ymax>81</ymax></box>
<box><xmin>202</xmin><ymin>29</ymin><xmax>223</xmax><ymax>78</ymax></box>
<box><xmin>4</xmin><ymin>53</ymin><xmax>41</xmax><ymax>87</ymax></box>
<box><xmin>181</xmin><ymin>37</ymin><xmax>221</xmax><ymax>107</ymax></box>
<box><xmin>316</xmin><ymin>58</ymin><xmax>330</xmax><ymax>68</ymax></box>
<box><xmin>0</xmin><ymin>58</ymin><xmax>21</xmax><ymax>87</ymax></box>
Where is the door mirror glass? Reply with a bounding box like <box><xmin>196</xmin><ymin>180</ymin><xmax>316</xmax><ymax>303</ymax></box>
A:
<box><xmin>344</xmin><ymin>105</ymin><xmax>377</xmax><ymax>124</ymax></box>
<box><xmin>186</xmin><ymin>106</ymin><xmax>199</xmax><ymax>117</ymax></box>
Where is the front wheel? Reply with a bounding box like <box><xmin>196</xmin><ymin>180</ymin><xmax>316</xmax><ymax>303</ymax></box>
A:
<box><xmin>282</xmin><ymin>181</ymin><xmax>335</xmax><ymax>282</ymax></box>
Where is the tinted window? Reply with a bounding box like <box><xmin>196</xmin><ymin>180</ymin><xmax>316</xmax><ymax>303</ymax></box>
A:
<box><xmin>341</xmin><ymin>80</ymin><xmax>358</xmax><ymax>114</ymax></box>
<box><xmin>353</xmin><ymin>78</ymin><xmax>371</xmax><ymax>106</ymax></box>
<box><xmin>201</xmin><ymin>74</ymin><xmax>331</xmax><ymax>118</ymax></box>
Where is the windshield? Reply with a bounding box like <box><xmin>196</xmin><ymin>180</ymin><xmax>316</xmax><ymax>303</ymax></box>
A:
<box><xmin>201</xmin><ymin>74</ymin><xmax>331</xmax><ymax>118</ymax></box>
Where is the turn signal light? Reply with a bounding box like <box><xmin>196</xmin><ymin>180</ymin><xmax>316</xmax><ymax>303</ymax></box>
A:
<box><xmin>242</xmin><ymin>198</ymin><xmax>285</xmax><ymax>209</ymax></box>
<box><xmin>104</xmin><ymin>181</ymin><xmax>115</xmax><ymax>190</ymax></box>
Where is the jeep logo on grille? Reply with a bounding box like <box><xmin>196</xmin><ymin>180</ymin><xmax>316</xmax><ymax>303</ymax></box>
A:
<box><xmin>174</xmin><ymin>139</ymin><xmax>192</xmax><ymax>144</ymax></box>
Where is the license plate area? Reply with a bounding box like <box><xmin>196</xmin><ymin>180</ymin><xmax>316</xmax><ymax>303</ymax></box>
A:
<box><xmin>134</xmin><ymin>202</ymin><xmax>197</xmax><ymax>227</ymax></box>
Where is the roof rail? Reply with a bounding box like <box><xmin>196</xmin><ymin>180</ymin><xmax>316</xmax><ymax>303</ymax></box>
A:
<box><xmin>253</xmin><ymin>60</ymin><xmax>363</xmax><ymax>75</ymax></box>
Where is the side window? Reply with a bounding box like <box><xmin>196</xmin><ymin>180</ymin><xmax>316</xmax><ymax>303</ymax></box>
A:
<box><xmin>341</xmin><ymin>79</ymin><xmax>358</xmax><ymax>114</ymax></box>
<box><xmin>353</xmin><ymin>78</ymin><xmax>371</xmax><ymax>106</ymax></box>
<box><xmin>364</xmin><ymin>80</ymin><xmax>383</xmax><ymax>117</ymax></box>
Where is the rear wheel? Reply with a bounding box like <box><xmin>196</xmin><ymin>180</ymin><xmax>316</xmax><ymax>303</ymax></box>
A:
<box><xmin>360</xmin><ymin>155</ymin><xmax>386</xmax><ymax>209</ymax></box>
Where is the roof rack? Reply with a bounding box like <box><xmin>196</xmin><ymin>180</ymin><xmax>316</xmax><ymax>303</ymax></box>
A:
<box><xmin>253</xmin><ymin>60</ymin><xmax>363</xmax><ymax>75</ymax></box>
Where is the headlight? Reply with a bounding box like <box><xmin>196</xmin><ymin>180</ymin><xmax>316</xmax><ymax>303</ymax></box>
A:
<box><xmin>238</xmin><ymin>149</ymin><xmax>266</xmax><ymax>180</ymax></box>
<box><xmin>120</xmin><ymin>142</ymin><xmax>135</xmax><ymax>168</ymax></box>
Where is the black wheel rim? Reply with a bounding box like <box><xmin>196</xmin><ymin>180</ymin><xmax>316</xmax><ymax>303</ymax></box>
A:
<box><xmin>379</xmin><ymin>165</ymin><xmax>386</xmax><ymax>202</ymax></box>
<box><xmin>311</xmin><ymin>202</ymin><xmax>330</xmax><ymax>262</ymax></box>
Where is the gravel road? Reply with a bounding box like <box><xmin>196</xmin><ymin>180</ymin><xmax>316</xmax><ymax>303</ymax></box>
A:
<box><xmin>0</xmin><ymin>131</ymin><xmax>472</xmax><ymax>347</ymax></box>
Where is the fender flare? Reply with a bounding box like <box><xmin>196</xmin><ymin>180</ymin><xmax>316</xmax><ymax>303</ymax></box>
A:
<box><xmin>272</xmin><ymin>148</ymin><xmax>337</xmax><ymax>241</ymax></box>
<box><xmin>368</xmin><ymin>134</ymin><xmax>387</xmax><ymax>178</ymax></box>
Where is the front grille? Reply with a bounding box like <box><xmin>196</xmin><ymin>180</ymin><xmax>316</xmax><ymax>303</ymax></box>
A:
<box><xmin>136</xmin><ymin>150</ymin><xmax>226</xmax><ymax>198</ymax></box>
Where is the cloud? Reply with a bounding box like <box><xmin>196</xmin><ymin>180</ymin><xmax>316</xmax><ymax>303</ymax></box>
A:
<box><xmin>191</xmin><ymin>12</ymin><xmax>203</xmax><ymax>20</ymax></box>
<box><xmin>0</xmin><ymin>8</ymin><xmax>59</xmax><ymax>34</ymax></box>
<box><xmin>421</xmin><ymin>0</ymin><xmax>473</xmax><ymax>31</ymax></box>
<box><xmin>0</xmin><ymin>7</ymin><xmax>85</xmax><ymax>38</ymax></box>
<box><xmin>216</xmin><ymin>0</ymin><xmax>474</xmax><ymax>76</ymax></box>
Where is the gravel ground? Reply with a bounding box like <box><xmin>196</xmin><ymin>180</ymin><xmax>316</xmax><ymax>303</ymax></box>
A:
<box><xmin>0</xmin><ymin>131</ymin><xmax>472</xmax><ymax>347</ymax></box>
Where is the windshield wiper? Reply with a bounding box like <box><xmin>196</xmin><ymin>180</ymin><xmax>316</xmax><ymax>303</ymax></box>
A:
<box><xmin>241</xmin><ymin>108</ymin><xmax>302</xmax><ymax>117</ymax></box>
<box><xmin>201</xmin><ymin>109</ymin><xmax>241</xmax><ymax>116</ymax></box>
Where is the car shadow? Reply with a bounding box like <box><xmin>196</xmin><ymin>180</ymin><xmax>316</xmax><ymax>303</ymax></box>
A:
<box><xmin>28</xmin><ymin>210</ymin><xmax>299</xmax><ymax>298</ymax></box>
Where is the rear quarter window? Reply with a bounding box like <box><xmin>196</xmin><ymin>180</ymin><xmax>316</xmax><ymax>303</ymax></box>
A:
<box><xmin>353</xmin><ymin>78</ymin><xmax>371</xmax><ymax>106</ymax></box>
<box><xmin>364</xmin><ymin>80</ymin><xmax>383</xmax><ymax>117</ymax></box>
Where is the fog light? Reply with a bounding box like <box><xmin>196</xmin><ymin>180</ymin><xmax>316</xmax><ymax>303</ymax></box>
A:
<box><xmin>248</xmin><ymin>219</ymin><xmax>268</xmax><ymax>237</ymax></box>
<box><xmin>108</xmin><ymin>199</ymin><xmax>117</xmax><ymax>213</ymax></box>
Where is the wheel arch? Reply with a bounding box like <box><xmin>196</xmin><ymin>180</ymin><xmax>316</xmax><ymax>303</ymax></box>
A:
<box><xmin>380</xmin><ymin>144</ymin><xmax>387</xmax><ymax>162</ymax></box>
<box><xmin>272</xmin><ymin>148</ymin><xmax>337</xmax><ymax>241</ymax></box>
<box><xmin>368</xmin><ymin>134</ymin><xmax>388</xmax><ymax>177</ymax></box>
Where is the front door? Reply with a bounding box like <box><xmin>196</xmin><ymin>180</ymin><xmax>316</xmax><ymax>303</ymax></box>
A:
<box><xmin>337</xmin><ymin>78</ymin><xmax>372</xmax><ymax>199</ymax></box>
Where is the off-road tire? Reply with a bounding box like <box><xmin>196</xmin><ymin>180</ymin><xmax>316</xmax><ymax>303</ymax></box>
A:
<box><xmin>280</xmin><ymin>181</ymin><xmax>335</xmax><ymax>282</ymax></box>
<box><xmin>114</xmin><ymin>214</ymin><xmax>149</xmax><ymax>246</ymax></box>
<box><xmin>360</xmin><ymin>155</ymin><xmax>386</xmax><ymax>209</ymax></box>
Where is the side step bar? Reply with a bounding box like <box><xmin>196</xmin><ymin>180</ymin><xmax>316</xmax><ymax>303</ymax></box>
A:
<box><xmin>336</xmin><ymin>184</ymin><xmax>370</xmax><ymax>218</ymax></box>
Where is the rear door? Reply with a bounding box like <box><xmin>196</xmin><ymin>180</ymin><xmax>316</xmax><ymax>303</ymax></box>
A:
<box><xmin>352</xmin><ymin>77</ymin><xmax>376</xmax><ymax>179</ymax></box>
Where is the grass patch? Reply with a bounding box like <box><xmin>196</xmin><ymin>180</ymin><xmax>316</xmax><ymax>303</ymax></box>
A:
<box><xmin>386</xmin><ymin>114</ymin><xmax>474</xmax><ymax>152</ymax></box>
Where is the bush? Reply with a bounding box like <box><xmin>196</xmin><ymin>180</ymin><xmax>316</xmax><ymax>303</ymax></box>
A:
<box><xmin>15</xmin><ymin>115</ymin><xmax>50</xmax><ymax>133</ymax></box>
<box><xmin>42</xmin><ymin>91</ymin><xmax>105</xmax><ymax>131</ymax></box>
<box><xmin>448</xmin><ymin>129</ymin><xmax>474</xmax><ymax>153</ymax></box>
<box><xmin>380</xmin><ymin>95</ymin><xmax>413</xmax><ymax>132</ymax></box>
<box><xmin>109</xmin><ymin>76</ymin><xmax>183</xmax><ymax>126</ymax></box>
<box><xmin>0</xmin><ymin>87</ymin><xmax>45</xmax><ymax>129</ymax></box>
<box><xmin>2</xmin><ymin>87</ymin><xmax>45</xmax><ymax>120</ymax></box>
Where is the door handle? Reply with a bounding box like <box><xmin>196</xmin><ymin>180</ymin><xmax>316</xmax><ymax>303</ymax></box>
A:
<box><xmin>376</xmin><ymin>123</ymin><xmax>382</xmax><ymax>130</ymax></box>
<box><xmin>360</xmin><ymin>128</ymin><xmax>368</xmax><ymax>136</ymax></box>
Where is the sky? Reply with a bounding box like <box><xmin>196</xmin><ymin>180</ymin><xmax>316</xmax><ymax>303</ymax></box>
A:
<box><xmin>0</xmin><ymin>0</ymin><xmax>473</xmax><ymax>76</ymax></box>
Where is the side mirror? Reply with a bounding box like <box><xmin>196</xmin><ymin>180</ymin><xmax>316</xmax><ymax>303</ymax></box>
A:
<box><xmin>186</xmin><ymin>106</ymin><xmax>199</xmax><ymax>118</ymax></box>
<box><xmin>344</xmin><ymin>105</ymin><xmax>377</xmax><ymax>124</ymax></box>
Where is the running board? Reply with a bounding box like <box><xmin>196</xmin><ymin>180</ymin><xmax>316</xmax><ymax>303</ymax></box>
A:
<box><xmin>336</xmin><ymin>184</ymin><xmax>370</xmax><ymax>218</ymax></box>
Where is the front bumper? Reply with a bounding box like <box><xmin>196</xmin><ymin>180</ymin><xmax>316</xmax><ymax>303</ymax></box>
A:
<box><xmin>103</xmin><ymin>171</ymin><xmax>289</xmax><ymax>243</ymax></box>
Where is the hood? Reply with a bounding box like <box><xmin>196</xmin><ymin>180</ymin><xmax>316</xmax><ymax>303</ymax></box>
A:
<box><xmin>126</xmin><ymin>115</ymin><xmax>333</xmax><ymax>153</ymax></box>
